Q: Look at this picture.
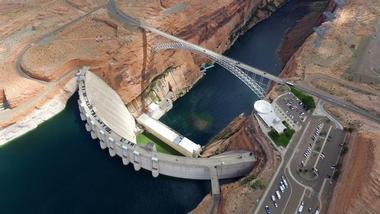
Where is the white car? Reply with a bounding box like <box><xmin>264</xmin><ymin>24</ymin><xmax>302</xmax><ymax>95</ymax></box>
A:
<box><xmin>276</xmin><ymin>190</ymin><xmax>281</xmax><ymax>200</ymax></box>
<box><xmin>281</xmin><ymin>176</ymin><xmax>289</xmax><ymax>188</ymax></box>
<box><xmin>271</xmin><ymin>195</ymin><xmax>276</xmax><ymax>202</ymax></box>
<box><xmin>279</xmin><ymin>185</ymin><xmax>285</xmax><ymax>193</ymax></box>
<box><xmin>283</xmin><ymin>179</ymin><xmax>289</xmax><ymax>188</ymax></box>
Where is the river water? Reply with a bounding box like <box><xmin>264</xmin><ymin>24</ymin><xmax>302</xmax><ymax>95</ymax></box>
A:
<box><xmin>0</xmin><ymin>1</ymin><xmax>315</xmax><ymax>213</ymax></box>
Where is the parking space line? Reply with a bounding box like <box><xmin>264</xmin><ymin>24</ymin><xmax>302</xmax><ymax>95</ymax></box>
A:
<box><xmin>281</xmin><ymin>171</ymin><xmax>294</xmax><ymax>214</ymax></box>
<box><xmin>313</xmin><ymin>126</ymin><xmax>332</xmax><ymax>168</ymax></box>
<box><xmin>304</xmin><ymin>123</ymin><xmax>324</xmax><ymax>166</ymax></box>
<box><xmin>318</xmin><ymin>179</ymin><xmax>328</xmax><ymax>211</ymax></box>
<box><xmin>294</xmin><ymin>189</ymin><xmax>306</xmax><ymax>214</ymax></box>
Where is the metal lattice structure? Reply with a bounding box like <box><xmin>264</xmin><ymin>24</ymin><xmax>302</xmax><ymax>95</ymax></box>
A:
<box><xmin>153</xmin><ymin>42</ymin><xmax>270</xmax><ymax>98</ymax></box>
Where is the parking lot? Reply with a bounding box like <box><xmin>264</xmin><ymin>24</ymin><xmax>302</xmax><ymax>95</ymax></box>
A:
<box><xmin>258</xmin><ymin>92</ymin><xmax>345</xmax><ymax>214</ymax></box>
<box><xmin>275</xmin><ymin>92</ymin><xmax>308</xmax><ymax>129</ymax></box>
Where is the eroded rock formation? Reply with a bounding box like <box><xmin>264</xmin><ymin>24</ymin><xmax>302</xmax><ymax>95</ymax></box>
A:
<box><xmin>272</xmin><ymin>0</ymin><xmax>380</xmax><ymax>212</ymax></box>
<box><xmin>192</xmin><ymin>114</ymin><xmax>280</xmax><ymax>213</ymax></box>
<box><xmin>18</xmin><ymin>0</ymin><xmax>288</xmax><ymax>118</ymax></box>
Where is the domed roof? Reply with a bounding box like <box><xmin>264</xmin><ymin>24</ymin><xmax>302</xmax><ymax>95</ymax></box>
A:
<box><xmin>254</xmin><ymin>100</ymin><xmax>273</xmax><ymax>114</ymax></box>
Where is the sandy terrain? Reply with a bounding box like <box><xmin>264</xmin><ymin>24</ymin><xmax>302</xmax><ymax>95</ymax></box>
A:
<box><xmin>19</xmin><ymin>0</ymin><xmax>289</xmax><ymax>115</ymax></box>
<box><xmin>312</xmin><ymin>79</ymin><xmax>380</xmax><ymax>117</ymax></box>
<box><xmin>0</xmin><ymin>0</ymin><xmax>290</xmax><ymax>145</ymax></box>
<box><xmin>0</xmin><ymin>0</ymin><xmax>82</xmax><ymax>109</ymax></box>
<box><xmin>0</xmin><ymin>0</ymin><xmax>106</xmax><ymax>140</ymax></box>
<box><xmin>276</xmin><ymin>0</ymin><xmax>380</xmax><ymax>212</ymax></box>
<box><xmin>327</xmin><ymin>131</ymin><xmax>380</xmax><ymax>214</ymax></box>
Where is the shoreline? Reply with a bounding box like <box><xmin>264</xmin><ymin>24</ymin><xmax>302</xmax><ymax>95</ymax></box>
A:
<box><xmin>0</xmin><ymin>0</ymin><xmax>288</xmax><ymax>147</ymax></box>
<box><xmin>0</xmin><ymin>77</ymin><xmax>77</xmax><ymax>146</ymax></box>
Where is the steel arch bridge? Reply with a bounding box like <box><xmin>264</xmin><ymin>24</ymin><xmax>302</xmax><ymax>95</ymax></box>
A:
<box><xmin>153</xmin><ymin>42</ymin><xmax>271</xmax><ymax>98</ymax></box>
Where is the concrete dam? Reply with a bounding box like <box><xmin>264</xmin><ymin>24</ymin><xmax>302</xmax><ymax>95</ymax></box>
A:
<box><xmin>77</xmin><ymin>67</ymin><xmax>256</xmax><ymax>181</ymax></box>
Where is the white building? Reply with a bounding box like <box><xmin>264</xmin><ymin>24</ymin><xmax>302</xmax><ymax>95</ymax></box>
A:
<box><xmin>254</xmin><ymin>100</ymin><xmax>286</xmax><ymax>134</ymax></box>
<box><xmin>137</xmin><ymin>113</ymin><xmax>201</xmax><ymax>157</ymax></box>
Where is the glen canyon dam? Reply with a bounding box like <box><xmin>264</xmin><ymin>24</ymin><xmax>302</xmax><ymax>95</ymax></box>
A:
<box><xmin>0</xmin><ymin>0</ymin><xmax>380</xmax><ymax>213</ymax></box>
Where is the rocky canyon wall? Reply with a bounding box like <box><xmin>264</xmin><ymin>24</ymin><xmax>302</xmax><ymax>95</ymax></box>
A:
<box><xmin>19</xmin><ymin>0</ymin><xmax>288</xmax><ymax>117</ymax></box>
<box><xmin>270</xmin><ymin>0</ymin><xmax>380</xmax><ymax>212</ymax></box>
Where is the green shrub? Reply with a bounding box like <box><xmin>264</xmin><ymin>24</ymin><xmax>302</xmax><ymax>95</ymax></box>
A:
<box><xmin>240</xmin><ymin>175</ymin><xmax>256</xmax><ymax>185</ymax></box>
<box><xmin>291</xmin><ymin>88</ymin><xmax>316</xmax><ymax>110</ymax></box>
<box><xmin>268</xmin><ymin>127</ymin><xmax>295</xmax><ymax>148</ymax></box>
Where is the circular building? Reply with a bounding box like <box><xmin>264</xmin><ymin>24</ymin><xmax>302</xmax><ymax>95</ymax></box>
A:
<box><xmin>254</xmin><ymin>100</ymin><xmax>286</xmax><ymax>134</ymax></box>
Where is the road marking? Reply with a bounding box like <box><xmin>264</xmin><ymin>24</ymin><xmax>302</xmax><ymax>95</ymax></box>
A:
<box><xmin>313</xmin><ymin>126</ymin><xmax>332</xmax><ymax>168</ymax></box>
<box><xmin>287</xmin><ymin>166</ymin><xmax>311</xmax><ymax>190</ymax></box>
<box><xmin>305</xmin><ymin>123</ymin><xmax>324</xmax><ymax>166</ymax></box>
<box><xmin>286</xmin><ymin>121</ymin><xmax>313</xmax><ymax>190</ymax></box>
<box><xmin>254</xmin><ymin>121</ymin><xmax>310</xmax><ymax>214</ymax></box>
<box><xmin>294</xmin><ymin>189</ymin><xmax>306</xmax><ymax>214</ymax></box>
<box><xmin>318</xmin><ymin>179</ymin><xmax>328</xmax><ymax>211</ymax></box>
<box><xmin>281</xmin><ymin>170</ymin><xmax>294</xmax><ymax>214</ymax></box>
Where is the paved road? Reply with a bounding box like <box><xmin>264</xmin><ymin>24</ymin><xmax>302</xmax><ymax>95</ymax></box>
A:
<box><xmin>305</xmin><ymin>73</ymin><xmax>380</xmax><ymax>96</ymax></box>
<box><xmin>15</xmin><ymin>4</ymin><xmax>106</xmax><ymax>84</ymax></box>
<box><xmin>107</xmin><ymin>0</ymin><xmax>285</xmax><ymax>84</ymax></box>
<box><xmin>293</xmin><ymin>83</ymin><xmax>380</xmax><ymax>124</ymax></box>
<box><xmin>0</xmin><ymin>4</ymin><xmax>106</xmax><ymax>124</ymax></box>
<box><xmin>108</xmin><ymin>0</ymin><xmax>380</xmax><ymax>124</ymax></box>
<box><xmin>255</xmin><ymin>109</ymin><xmax>345</xmax><ymax>214</ymax></box>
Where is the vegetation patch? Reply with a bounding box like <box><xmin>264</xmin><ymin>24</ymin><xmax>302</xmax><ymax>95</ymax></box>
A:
<box><xmin>240</xmin><ymin>175</ymin><xmax>265</xmax><ymax>190</ymax></box>
<box><xmin>240</xmin><ymin>175</ymin><xmax>256</xmax><ymax>185</ymax></box>
<box><xmin>268</xmin><ymin>122</ymin><xmax>295</xmax><ymax>147</ymax></box>
<box><xmin>250</xmin><ymin>179</ymin><xmax>266</xmax><ymax>190</ymax></box>
<box><xmin>137</xmin><ymin>132</ymin><xmax>180</xmax><ymax>155</ymax></box>
<box><xmin>290</xmin><ymin>88</ymin><xmax>315</xmax><ymax>110</ymax></box>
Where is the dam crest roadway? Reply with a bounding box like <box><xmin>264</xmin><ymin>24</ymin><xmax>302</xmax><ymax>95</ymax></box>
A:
<box><xmin>77</xmin><ymin>67</ymin><xmax>256</xmax><ymax>198</ymax></box>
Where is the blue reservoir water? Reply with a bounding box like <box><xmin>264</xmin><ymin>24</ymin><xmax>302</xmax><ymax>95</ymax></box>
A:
<box><xmin>160</xmin><ymin>0</ymin><xmax>313</xmax><ymax>145</ymax></box>
<box><xmin>0</xmin><ymin>1</ymin><xmax>314</xmax><ymax>213</ymax></box>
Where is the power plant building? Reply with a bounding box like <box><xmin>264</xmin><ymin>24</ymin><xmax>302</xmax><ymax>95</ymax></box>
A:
<box><xmin>137</xmin><ymin>113</ymin><xmax>202</xmax><ymax>157</ymax></box>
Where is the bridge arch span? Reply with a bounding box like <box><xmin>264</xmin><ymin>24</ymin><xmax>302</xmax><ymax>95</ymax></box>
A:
<box><xmin>153</xmin><ymin>42</ymin><xmax>268</xmax><ymax>98</ymax></box>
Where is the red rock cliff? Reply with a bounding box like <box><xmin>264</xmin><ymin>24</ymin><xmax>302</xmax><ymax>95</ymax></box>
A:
<box><xmin>20</xmin><ymin>0</ymin><xmax>287</xmax><ymax>116</ymax></box>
